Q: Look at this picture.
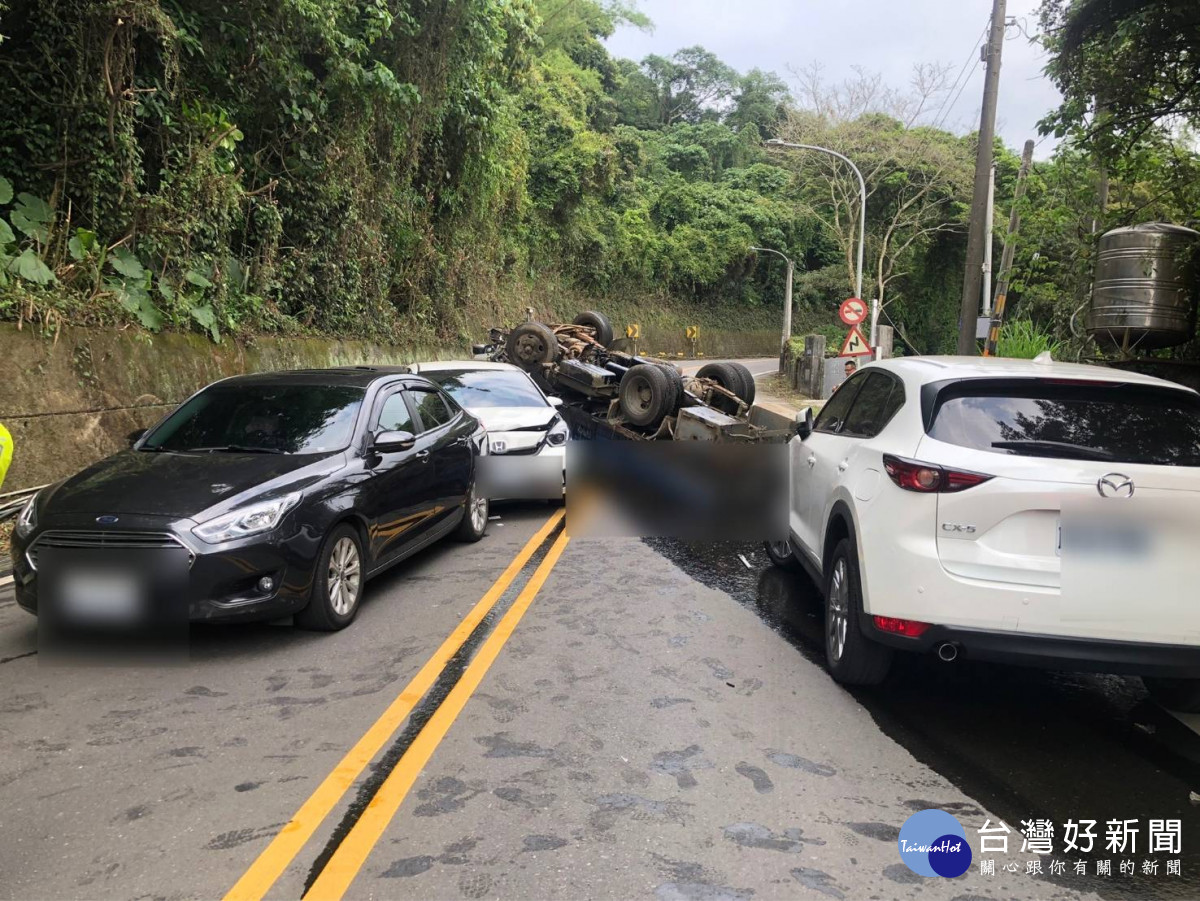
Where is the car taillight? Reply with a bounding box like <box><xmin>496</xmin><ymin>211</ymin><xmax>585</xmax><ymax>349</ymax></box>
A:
<box><xmin>873</xmin><ymin>616</ymin><xmax>932</xmax><ymax>638</ymax></box>
<box><xmin>882</xmin><ymin>454</ymin><xmax>992</xmax><ymax>493</ymax></box>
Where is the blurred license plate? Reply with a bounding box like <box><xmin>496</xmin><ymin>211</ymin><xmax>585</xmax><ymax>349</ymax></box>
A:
<box><xmin>59</xmin><ymin>569</ymin><xmax>142</xmax><ymax>623</ymax></box>
<box><xmin>1057</xmin><ymin>519</ymin><xmax>1150</xmax><ymax>558</ymax></box>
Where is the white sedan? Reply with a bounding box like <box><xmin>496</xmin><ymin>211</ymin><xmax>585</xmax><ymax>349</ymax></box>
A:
<box><xmin>409</xmin><ymin>361</ymin><xmax>567</xmax><ymax>499</ymax></box>
<box><xmin>768</xmin><ymin>353</ymin><xmax>1200</xmax><ymax>710</ymax></box>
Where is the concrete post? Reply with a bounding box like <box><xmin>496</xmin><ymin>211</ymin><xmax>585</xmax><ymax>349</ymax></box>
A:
<box><xmin>877</xmin><ymin>325</ymin><xmax>894</xmax><ymax>359</ymax></box>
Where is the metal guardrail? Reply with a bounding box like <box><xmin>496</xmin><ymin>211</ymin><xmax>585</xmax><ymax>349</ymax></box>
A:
<box><xmin>0</xmin><ymin>485</ymin><xmax>46</xmax><ymax>521</ymax></box>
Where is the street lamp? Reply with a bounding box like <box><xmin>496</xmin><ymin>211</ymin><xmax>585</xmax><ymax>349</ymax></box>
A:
<box><xmin>764</xmin><ymin>138</ymin><xmax>871</xmax><ymax>343</ymax></box>
<box><xmin>750</xmin><ymin>246</ymin><xmax>795</xmax><ymax>352</ymax></box>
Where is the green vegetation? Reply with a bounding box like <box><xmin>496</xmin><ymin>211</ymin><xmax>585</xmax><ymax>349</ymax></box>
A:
<box><xmin>1</xmin><ymin>0</ymin><xmax>1197</xmax><ymax>357</ymax></box>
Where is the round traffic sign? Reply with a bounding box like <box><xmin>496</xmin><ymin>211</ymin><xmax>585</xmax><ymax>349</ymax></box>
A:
<box><xmin>839</xmin><ymin>297</ymin><xmax>867</xmax><ymax>326</ymax></box>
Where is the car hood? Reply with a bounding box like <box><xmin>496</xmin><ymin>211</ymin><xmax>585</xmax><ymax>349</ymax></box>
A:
<box><xmin>470</xmin><ymin>406</ymin><xmax>557</xmax><ymax>433</ymax></box>
<box><xmin>43</xmin><ymin>450</ymin><xmax>343</xmax><ymax>521</ymax></box>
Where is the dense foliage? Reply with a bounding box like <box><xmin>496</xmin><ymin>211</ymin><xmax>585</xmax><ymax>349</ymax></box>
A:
<box><xmin>2</xmin><ymin>0</ymin><xmax>1196</xmax><ymax>357</ymax></box>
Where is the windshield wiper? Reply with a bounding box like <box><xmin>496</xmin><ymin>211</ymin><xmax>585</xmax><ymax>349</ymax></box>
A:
<box><xmin>186</xmin><ymin>445</ymin><xmax>286</xmax><ymax>455</ymax></box>
<box><xmin>991</xmin><ymin>439</ymin><xmax>1115</xmax><ymax>461</ymax></box>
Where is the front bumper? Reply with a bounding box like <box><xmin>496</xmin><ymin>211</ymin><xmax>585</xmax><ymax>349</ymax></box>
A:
<box><xmin>12</xmin><ymin>522</ymin><xmax>319</xmax><ymax>624</ymax></box>
<box><xmin>863</xmin><ymin>615</ymin><xmax>1200</xmax><ymax>678</ymax></box>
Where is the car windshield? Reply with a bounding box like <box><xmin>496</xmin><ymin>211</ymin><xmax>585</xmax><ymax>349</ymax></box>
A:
<box><xmin>927</xmin><ymin>379</ymin><xmax>1200</xmax><ymax>466</ymax></box>
<box><xmin>426</xmin><ymin>369</ymin><xmax>548</xmax><ymax>409</ymax></box>
<box><xmin>142</xmin><ymin>383</ymin><xmax>365</xmax><ymax>454</ymax></box>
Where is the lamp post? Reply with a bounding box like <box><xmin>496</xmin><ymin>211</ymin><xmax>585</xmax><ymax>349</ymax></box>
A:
<box><xmin>750</xmin><ymin>246</ymin><xmax>794</xmax><ymax>351</ymax></box>
<box><xmin>765</xmin><ymin>138</ymin><xmax>871</xmax><ymax>343</ymax></box>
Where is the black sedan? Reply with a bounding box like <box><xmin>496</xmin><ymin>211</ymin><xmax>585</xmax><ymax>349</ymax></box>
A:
<box><xmin>10</xmin><ymin>367</ymin><xmax>489</xmax><ymax>632</ymax></box>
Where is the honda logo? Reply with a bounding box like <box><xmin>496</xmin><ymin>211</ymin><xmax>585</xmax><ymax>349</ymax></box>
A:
<box><xmin>1097</xmin><ymin>473</ymin><xmax>1134</xmax><ymax>499</ymax></box>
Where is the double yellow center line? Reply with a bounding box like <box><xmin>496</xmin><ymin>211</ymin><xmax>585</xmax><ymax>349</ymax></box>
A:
<box><xmin>225</xmin><ymin>510</ymin><xmax>568</xmax><ymax>901</ymax></box>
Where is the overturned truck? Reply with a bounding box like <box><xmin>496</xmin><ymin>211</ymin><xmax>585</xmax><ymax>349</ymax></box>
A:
<box><xmin>474</xmin><ymin>311</ymin><xmax>790</xmax><ymax>443</ymax></box>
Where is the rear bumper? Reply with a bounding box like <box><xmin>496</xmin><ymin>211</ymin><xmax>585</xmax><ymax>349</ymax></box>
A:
<box><xmin>864</xmin><ymin>616</ymin><xmax>1200</xmax><ymax>678</ymax></box>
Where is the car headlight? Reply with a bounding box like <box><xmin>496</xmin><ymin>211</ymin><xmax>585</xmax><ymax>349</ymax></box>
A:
<box><xmin>192</xmin><ymin>492</ymin><xmax>302</xmax><ymax>544</ymax></box>
<box><xmin>546</xmin><ymin>417</ymin><xmax>569</xmax><ymax>447</ymax></box>
<box><xmin>14</xmin><ymin>493</ymin><xmax>38</xmax><ymax>540</ymax></box>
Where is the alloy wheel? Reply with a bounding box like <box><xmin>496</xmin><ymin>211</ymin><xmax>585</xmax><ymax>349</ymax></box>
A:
<box><xmin>469</xmin><ymin>488</ymin><xmax>487</xmax><ymax>533</ymax></box>
<box><xmin>768</xmin><ymin>539</ymin><xmax>792</xmax><ymax>560</ymax></box>
<box><xmin>328</xmin><ymin>536</ymin><xmax>361</xmax><ymax>616</ymax></box>
<box><xmin>827</xmin><ymin>557</ymin><xmax>849</xmax><ymax>662</ymax></box>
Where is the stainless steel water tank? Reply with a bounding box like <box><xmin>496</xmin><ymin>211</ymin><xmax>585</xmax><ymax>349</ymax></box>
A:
<box><xmin>1086</xmin><ymin>222</ymin><xmax>1199</xmax><ymax>350</ymax></box>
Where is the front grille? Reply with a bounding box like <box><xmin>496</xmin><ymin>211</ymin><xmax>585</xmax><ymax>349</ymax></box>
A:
<box><xmin>26</xmin><ymin>530</ymin><xmax>190</xmax><ymax>571</ymax></box>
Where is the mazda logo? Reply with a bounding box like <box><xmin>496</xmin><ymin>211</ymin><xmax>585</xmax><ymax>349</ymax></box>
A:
<box><xmin>1097</xmin><ymin>473</ymin><xmax>1134</xmax><ymax>499</ymax></box>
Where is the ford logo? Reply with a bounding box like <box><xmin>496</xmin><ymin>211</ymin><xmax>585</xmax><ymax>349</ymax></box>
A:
<box><xmin>95</xmin><ymin>515</ymin><xmax>120</xmax><ymax>525</ymax></box>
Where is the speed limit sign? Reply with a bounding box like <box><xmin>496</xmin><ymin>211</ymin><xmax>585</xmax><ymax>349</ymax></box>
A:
<box><xmin>839</xmin><ymin>298</ymin><xmax>868</xmax><ymax>326</ymax></box>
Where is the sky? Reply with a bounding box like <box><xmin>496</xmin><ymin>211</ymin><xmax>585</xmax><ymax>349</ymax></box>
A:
<box><xmin>604</xmin><ymin>0</ymin><xmax>1062</xmax><ymax>158</ymax></box>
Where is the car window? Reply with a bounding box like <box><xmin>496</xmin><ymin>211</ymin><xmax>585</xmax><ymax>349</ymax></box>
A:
<box><xmin>428</xmin><ymin>369</ymin><xmax>548</xmax><ymax>410</ymax></box>
<box><xmin>928</xmin><ymin>378</ymin><xmax>1200</xmax><ymax>466</ymax></box>
<box><xmin>813</xmin><ymin>371</ymin><xmax>867</xmax><ymax>434</ymax></box>
<box><xmin>143</xmin><ymin>384</ymin><xmax>364</xmax><ymax>454</ymax></box>
<box><xmin>375</xmin><ymin>392</ymin><xmax>416</xmax><ymax>433</ymax></box>
<box><xmin>841</xmin><ymin>372</ymin><xmax>904</xmax><ymax>438</ymax></box>
<box><xmin>409</xmin><ymin>388</ymin><xmax>454</xmax><ymax>433</ymax></box>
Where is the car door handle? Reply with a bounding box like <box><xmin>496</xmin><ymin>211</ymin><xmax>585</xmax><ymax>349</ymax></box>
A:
<box><xmin>837</xmin><ymin>460</ymin><xmax>849</xmax><ymax>472</ymax></box>
<box><xmin>416</xmin><ymin>450</ymin><xmax>430</xmax><ymax>462</ymax></box>
<box><xmin>806</xmin><ymin>455</ymin><xmax>817</xmax><ymax>467</ymax></box>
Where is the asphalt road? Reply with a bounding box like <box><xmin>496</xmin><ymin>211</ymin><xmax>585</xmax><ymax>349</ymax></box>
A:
<box><xmin>0</xmin><ymin>500</ymin><xmax>1111</xmax><ymax>901</ymax></box>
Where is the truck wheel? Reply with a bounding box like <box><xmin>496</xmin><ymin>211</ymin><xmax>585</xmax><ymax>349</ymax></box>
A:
<box><xmin>1143</xmin><ymin>677</ymin><xmax>1200</xmax><ymax>713</ymax></box>
<box><xmin>573</xmin><ymin>311</ymin><xmax>614</xmax><ymax>348</ymax></box>
<box><xmin>727</xmin><ymin>362</ymin><xmax>757</xmax><ymax>406</ymax></box>
<box><xmin>657</xmin><ymin>363</ymin><xmax>685</xmax><ymax>410</ymax></box>
<box><xmin>619</xmin><ymin>364</ymin><xmax>674</xmax><ymax>428</ymax></box>
<box><xmin>507</xmin><ymin>321</ymin><xmax>559</xmax><ymax>371</ymax></box>
<box><xmin>824</xmin><ymin>537</ymin><xmax>892</xmax><ymax>686</ymax></box>
<box><xmin>696</xmin><ymin>362</ymin><xmax>747</xmax><ymax>414</ymax></box>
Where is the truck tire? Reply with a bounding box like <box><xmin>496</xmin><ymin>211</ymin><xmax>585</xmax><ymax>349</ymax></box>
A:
<box><xmin>507</xmin><ymin>321</ymin><xmax>559</xmax><ymax>371</ymax></box>
<box><xmin>695</xmin><ymin>362</ymin><xmax>747</xmax><ymax>415</ymax></box>
<box><xmin>824</xmin><ymin>536</ymin><xmax>892</xmax><ymax>686</ymax></box>
<box><xmin>619</xmin><ymin>364</ymin><xmax>674</xmax><ymax>428</ymax></box>
<box><xmin>657</xmin><ymin>363</ymin><xmax>685</xmax><ymax>409</ymax></box>
<box><xmin>727</xmin><ymin>361</ymin><xmax>756</xmax><ymax>406</ymax></box>
<box><xmin>573</xmin><ymin>311</ymin><xmax>614</xmax><ymax>348</ymax></box>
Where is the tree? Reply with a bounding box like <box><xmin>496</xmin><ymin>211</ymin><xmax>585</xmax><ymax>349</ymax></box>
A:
<box><xmin>1039</xmin><ymin>0</ymin><xmax>1200</xmax><ymax>151</ymax></box>
<box><xmin>726</xmin><ymin>69</ymin><xmax>792</xmax><ymax>137</ymax></box>
<box><xmin>616</xmin><ymin>46</ymin><xmax>739</xmax><ymax>128</ymax></box>
<box><xmin>777</xmin><ymin>66</ymin><xmax>972</xmax><ymax>317</ymax></box>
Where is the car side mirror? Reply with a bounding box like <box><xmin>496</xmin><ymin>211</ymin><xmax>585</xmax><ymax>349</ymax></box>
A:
<box><xmin>371</xmin><ymin>429</ymin><xmax>416</xmax><ymax>453</ymax></box>
<box><xmin>547</xmin><ymin>396</ymin><xmax>564</xmax><ymax>408</ymax></box>
<box><xmin>795</xmin><ymin>407</ymin><xmax>814</xmax><ymax>440</ymax></box>
<box><xmin>127</xmin><ymin>428</ymin><xmax>147</xmax><ymax>446</ymax></box>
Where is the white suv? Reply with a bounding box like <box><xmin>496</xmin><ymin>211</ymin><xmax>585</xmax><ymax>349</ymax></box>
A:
<box><xmin>767</xmin><ymin>355</ymin><xmax>1200</xmax><ymax>710</ymax></box>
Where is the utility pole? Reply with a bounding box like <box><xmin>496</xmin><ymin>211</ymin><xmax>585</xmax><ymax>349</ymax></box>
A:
<box><xmin>957</xmin><ymin>0</ymin><xmax>1008</xmax><ymax>355</ymax></box>
<box><xmin>982</xmin><ymin>165</ymin><xmax>995</xmax><ymax>316</ymax></box>
<box><xmin>983</xmin><ymin>139</ymin><xmax>1034</xmax><ymax>357</ymax></box>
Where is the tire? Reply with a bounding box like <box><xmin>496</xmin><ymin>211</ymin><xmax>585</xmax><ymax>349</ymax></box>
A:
<box><xmin>456</xmin><ymin>479</ymin><xmax>489</xmax><ymax>542</ymax></box>
<box><xmin>296</xmin><ymin>523</ymin><xmax>365</xmax><ymax>632</ymax></box>
<box><xmin>1143</xmin><ymin>677</ymin><xmax>1200</xmax><ymax>713</ymax></box>
<box><xmin>824</xmin><ymin>537</ymin><xmax>893</xmax><ymax>686</ymax></box>
<box><xmin>573</xmin><ymin>310</ymin><xmax>614</xmax><ymax>348</ymax></box>
<box><xmin>764</xmin><ymin>538</ymin><xmax>803</xmax><ymax>572</ymax></box>
<box><xmin>657</xmin><ymin>363</ymin><xmax>685</xmax><ymax>410</ymax></box>
<box><xmin>506</xmin><ymin>321</ymin><xmax>559</xmax><ymax>372</ymax></box>
<box><xmin>696</xmin><ymin>361</ymin><xmax>750</xmax><ymax>414</ymax></box>
<box><xmin>727</xmin><ymin>361</ymin><xmax>757</xmax><ymax>406</ymax></box>
<box><xmin>618</xmin><ymin>363</ymin><xmax>675</xmax><ymax>428</ymax></box>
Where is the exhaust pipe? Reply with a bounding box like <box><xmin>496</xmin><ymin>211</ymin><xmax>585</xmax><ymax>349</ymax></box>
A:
<box><xmin>936</xmin><ymin>642</ymin><xmax>959</xmax><ymax>663</ymax></box>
